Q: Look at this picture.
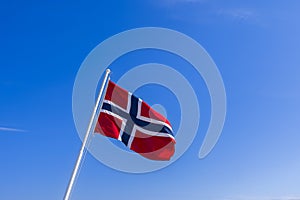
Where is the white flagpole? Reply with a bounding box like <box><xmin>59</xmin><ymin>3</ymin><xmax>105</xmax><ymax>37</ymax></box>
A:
<box><xmin>64</xmin><ymin>69</ymin><xmax>111</xmax><ymax>200</ymax></box>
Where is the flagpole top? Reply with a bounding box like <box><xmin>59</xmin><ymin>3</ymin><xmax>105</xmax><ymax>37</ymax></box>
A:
<box><xmin>106</xmin><ymin>68</ymin><xmax>111</xmax><ymax>74</ymax></box>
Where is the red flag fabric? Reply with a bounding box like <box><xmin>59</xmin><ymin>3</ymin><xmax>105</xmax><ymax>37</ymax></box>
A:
<box><xmin>94</xmin><ymin>80</ymin><xmax>176</xmax><ymax>161</ymax></box>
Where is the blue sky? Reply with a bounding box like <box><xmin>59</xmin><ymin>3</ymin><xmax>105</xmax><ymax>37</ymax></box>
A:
<box><xmin>1</xmin><ymin>0</ymin><xmax>300</xmax><ymax>200</ymax></box>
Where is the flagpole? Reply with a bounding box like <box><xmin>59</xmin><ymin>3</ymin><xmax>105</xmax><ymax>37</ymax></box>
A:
<box><xmin>64</xmin><ymin>69</ymin><xmax>111</xmax><ymax>200</ymax></box>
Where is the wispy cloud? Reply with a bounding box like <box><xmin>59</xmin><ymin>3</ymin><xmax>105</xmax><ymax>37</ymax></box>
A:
<box><xmin>0</xmin><ymin>126</ymin><xmax>27</xmax><ymax>133</ymax></box>
<box><xmin>161</xmin><ymin>0</ymin><xmax>206</xmax><ymax>4</ymax></box>
<box><xmin>152</xmin><ymin>0</ymin><xmax>207</xmax><ymax>7</ymax></box>
<box><xmin>217</xmin><ymin>8</ymin><xmax>258</xmax><ymax>22</ymax></box>
<box><xmin>223</xmin><ymin>195</ymin><xmax>300</xmax><ymax>200</ymax></box>
<box><xmin>149</xmin><ymin>0</ymin><xmax>260</xmax><ymax>24</ymax></box>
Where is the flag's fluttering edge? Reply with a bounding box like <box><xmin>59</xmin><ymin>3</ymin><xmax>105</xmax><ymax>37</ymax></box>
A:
<box><xmin>94</xmin><ymin>80</ymin><xmax>176</xmax><ymax>161</ymax></box>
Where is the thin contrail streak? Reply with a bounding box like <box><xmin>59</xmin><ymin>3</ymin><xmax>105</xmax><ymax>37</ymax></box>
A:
<box><xmin>0</xmin><ymin>127</ymin><xmax>27</xmax><ymax>133</ymax></box>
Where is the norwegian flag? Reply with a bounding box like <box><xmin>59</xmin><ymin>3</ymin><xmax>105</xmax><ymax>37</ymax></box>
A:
<box><xmin>94</xmin><ymin>80</ymin><xmax>176</xmax><ymax>161</ymax></box>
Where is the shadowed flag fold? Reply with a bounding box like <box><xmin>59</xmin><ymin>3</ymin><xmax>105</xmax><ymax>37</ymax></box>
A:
<box><xmin>94</xmin><ymin>80</ymin><xmax>176</xmax><ymax>161</ymax></box>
